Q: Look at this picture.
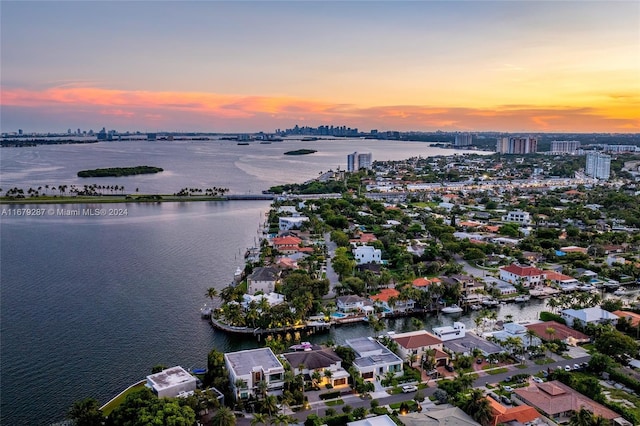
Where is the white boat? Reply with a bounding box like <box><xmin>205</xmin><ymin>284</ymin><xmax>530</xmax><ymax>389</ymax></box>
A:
<box><xmin>514</xmin><ymin>295</ymin><xmax>531</xmax><ymax>303</ymax></box>
<box><xmin>614</xmin><ymin>287</ymin><xmax>631</xmax><ymax>296</ymax></box>
<box><xmin>470</xmin><ymin>304</ymin><xmax>482</xmax><ymax>310</ymax></box>
<box><xmin>441</xmin><ymin>304</ymin><xmax>463</xmax><ymax>314</ymax></box>
<box><xmin>200</xmin><ymin>304</ymin><xmax>212</xmax><ymax>318</ymax></box>
<box><xmin>482</xmin><ymin>298</ymin><xmax>500</xmax><ymax>306</ymax></box>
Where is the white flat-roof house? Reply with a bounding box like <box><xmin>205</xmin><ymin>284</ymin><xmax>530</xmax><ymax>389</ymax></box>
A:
<box><xmin>353</xmin><ymin>245</ymin><xmax>382</xmax><ymax>265</ymax></box>
<box><xmin>502</xmin><ymin>210</ymin><xmax>531</xmax><ymax>225</ymax></box>
<box><xmin>347</xmin><ymin>337</ymin><xmax>403</xmax><ymax>382</ymax></box>
<box><xmin>146</xmin><ymin>366</ymin><xmax>197</xmax><ymax>398</ymax></box>
<box><xmin>561</xmin><ymin>307</ymin><xmax>619</xmax><ymax>327</ymax></box>
<box><xmin>225</xmin><ymin>348</ymin><xmax>285</xmax><ymax>400</ymax></box>
<box><xmin>247</xmin><ymin>267</ymin><xmax>280</xmax><ymax>295</ymax></box>
<box><xmin>336</xmin><ymin>295</ymin><xmax>373</xmax><ymax>313</ymax></box>
<box><xmin>432</xmin><ymin>322</ymin><xmax>466</xmax><ymax>342</ymax></box>
<box><xmin>279</xmin><ymin>216</ymin><xmax>309</xmax><ymax>231</ymax></box>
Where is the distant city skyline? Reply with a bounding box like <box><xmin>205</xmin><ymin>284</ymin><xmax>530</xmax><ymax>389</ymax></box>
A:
<box><xmin>1</xmin><ymin>1</ymin><xmax>638</xmax><ymax>133</ymax></box>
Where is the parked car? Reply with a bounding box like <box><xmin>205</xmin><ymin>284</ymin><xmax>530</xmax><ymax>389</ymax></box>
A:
<box><xmin>503</xmin><ymin>385</ymin><xmax>513</xmax><ymax>392</ymax></box>
<box><xmin>402</xmin><ymin>385</ymin><xmax>418</xmax><ymax>393</ymax></box>
<box><xmin>501</xmin><ymin>395</ymin><xmax>512</xmax><ymax>405</ymax></box>
<box><xmin>476</xmin><ymin>358</ymin><xmax>483</xmax><ymax>364</ymax></box>
<box><xmin>445</xmin><ymin>364</ymin><xmax>454</xmax><ymax>372</ymax></box>
<box><xmin>505</xmin><ymin>376</ymin><xmax>512</xmax><ymax>382</ymax></box>
<box><xmin>573</xmin><ymin>364</ymin><xmax>581</xmax><ymax>370</ymax></box>
<box><xmin>489</xmin><ymin>392</ymin><xmax>500</xmax><ymax>401</ymax></box>
<box><xmin>533</xmin><ymin>377</ymin><xmax>544</xmax><ymax>383</ymax></box>
<box><xmin>565</xmin><ymin>365</ymin><xmax>571</xmax><ymax>372</ymax></box>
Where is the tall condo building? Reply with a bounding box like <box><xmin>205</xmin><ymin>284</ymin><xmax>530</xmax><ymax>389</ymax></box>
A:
<box><xmin>550</xmin><ymin>140</ymin><xmax>580</xmax><ymax>154</ymax></box>
<box><xmin>585</xmin><ymin>151</ymin><xmax>611</xmax><ymax>180</ymax></box>
<box><xmin>347</xmin><ymin>152</ymin><xmax>372</xmax><ymax>172</ymax></box>
<box><xmin>454</xmin><ymin>133</ymin><xmax>473</xmax><ymax>147</ymax></box>
<box><xmin>496</xmin><ymin>136</ymin><xmax>538</xmax><ymax>154</ymax></box>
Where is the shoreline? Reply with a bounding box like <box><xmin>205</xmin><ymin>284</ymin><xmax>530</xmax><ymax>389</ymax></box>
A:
<box><xmin>0</xmin><ymin>195</ymin><xmax>228</xmax><ymax>205</ymax></box>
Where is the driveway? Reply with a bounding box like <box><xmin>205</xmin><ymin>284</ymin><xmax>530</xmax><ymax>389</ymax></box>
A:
<box><xmin>323</xmin><ymin>232</ymin><xmax>340</xmax><ymax>299</ymax></box>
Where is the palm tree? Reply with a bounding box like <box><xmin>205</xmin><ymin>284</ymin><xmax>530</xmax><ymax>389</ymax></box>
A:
<box><xmin>407</xmin><ymin>352</ymin><xmax>418</xmax><ymax>368</ymax></box>
<box><xmin>525</xmin><ymin>329</ymin><xmax>538</xmax><ymax>350</ymax></box>
<box><xmin>461</xmin><ymin>388</ymin><xmax>492</xmax><ymax>426</ymax></box>
<box><xmin>545</xmin><ymin>326</ymin><xmax>557</xmax><ymax>340</ymax></box>
<box><xmin>262</xmin><ymin>395</ymin><xmax>279</xmax><ymax>417</ymax></box>
<box><xmin>256</xmin><ymin>380</ymin><xmax>269</xmax><ymax>400</ymax></box>
<box><xmin>311</xmin><ymin>370</ymin><xmax>322</xmax><ymax>387</ymax></box>
<box><xmin>251</xmin><ymin>413</ymin><xmax>269</xmax><ymax>426</ymax></box>
<box><xmin>234</xmin><ymin>378</ymin><xmax>247</xmax><ymax>401</ymax></box>
<box><xmin>206</xmin><ymin>287</ymin><xmax>218</xmax><ymax>301</ymax></box>
<box><xmin>270</xmin><ymin>413</ymin><xmax>293</xmax><ymax>426</ymax></box>
<box><xmin>324</xmin><ymin>369</ymin><xmax>333</xmax><ymax>386</ymax></box>
<box><xmin>569</xmin><ymin>407</ymin><xmax>598</xmax><ymax>426</ymax></box>
<box><xmin>211</xmin><ymin>406</ymin><xmax>236</xmax><ymax>426</ymax></box>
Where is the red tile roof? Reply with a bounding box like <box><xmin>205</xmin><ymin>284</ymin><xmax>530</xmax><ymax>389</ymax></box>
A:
<box><xmin>514</xmin><ymin>381</ymin><xmax>619</xmax><ymax>420</ymax></box>
<box><xmin>544</xmin><ymin>271</ymin><xmax>576</xmax><ymax>282</ymax></box>
<box><xmin>612</xmin><ymin>311</ymin><xmax>640</xmax><ymax>327</ymax></box>
<box><xmin>501</xmin><ymin>264</ymin><xmax>544</xmax><ymax>277</ymax></box>
<box><xmin>487</xmin><ymin>398</ymin><xmax>540</xmax><ymax>426</ymax></box>
<box><xmin>391</xmin><ymin>332</ymin><xmax>442</xmax><ymax>349</ymax></box>
<box><xmin>412</xmin><ymin>278</ymin><xmax>432</xmax><ymax>287</ymax></box>
<box><xmin>525</xmin><ymin>321</ymin><xmax>589</xmax><ymax>343</ymax></box>
<box><xmin>369</xmin><ymin>288</ymin><xmax>400</xmax><ymax>303</ymax></box>
<box><xmin>272</xmin><ymin>236</ymin><xmax>302</xmax><ymax>246</ymax></box>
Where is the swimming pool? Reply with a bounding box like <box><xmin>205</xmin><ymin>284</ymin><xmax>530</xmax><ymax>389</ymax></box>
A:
<box><xmin>331</xmin><ymin>312</ymin><xmax>347</xmax><ymax>318</ymax></box>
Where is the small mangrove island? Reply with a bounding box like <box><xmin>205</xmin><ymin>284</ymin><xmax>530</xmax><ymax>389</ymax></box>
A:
<box><xmin>283</xmin><ymin>149</ymin><xmax>317</xmax><ymax>156</ymax></box>
<box><xmin>77</xmin><ymin>166</ymin><xmax>164</xmax><ymax>178</ymax></box>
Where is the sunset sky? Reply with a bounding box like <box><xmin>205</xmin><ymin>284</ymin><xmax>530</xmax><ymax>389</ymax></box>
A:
<box><xmin>1</xmin><ymin>1</ymin><xmax>639</xmax><ymax>133</ymax></box>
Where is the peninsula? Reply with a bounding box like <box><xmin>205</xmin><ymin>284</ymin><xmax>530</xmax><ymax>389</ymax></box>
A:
<box><xmin>284</xmin><ymin>149</ymin><xmax>317</xmax><ymax>156</ymax></box>
<box><xmin>77</xmin><ymin>166</ymin><xmax>163</xmax><ymax>178</ymax></box>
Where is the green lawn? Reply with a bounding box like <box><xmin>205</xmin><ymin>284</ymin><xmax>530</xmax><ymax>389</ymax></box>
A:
<box><xmin>534</xmin><ymin>358</ymin><xmax>555</xmax><ymax>365</ymax></box>
<box><xmin>325</xmin><ymin>399</ymin><xmax>344</xmax><ymax>406</ymax></box>
<box><xmin>604</xmin><ymin>389</ymin><xmax>640</xmax><ymax>420</ymax></box>
<box><xmin>582</xmin><ymin>343</ymin><xmax>596</xmax><ymax>354</ymax></box>
<box><xmin>389</xmin><ymin>400</ymin><xmax>418</xmax><ymax>411</ymax></box>
<box><xmin>515</xmin><ymin>364</ymin><xmax>529</xmax><ymax>369</ymax></box>
<box><xmin>101</xmin><ymin>381</ymin><xmax>147</xmax><ymax>416</ymax></box>
<box><xmin>484</xmin><ymin>367</ymin><xmax>509</xmax><ymax>375</ymax></box>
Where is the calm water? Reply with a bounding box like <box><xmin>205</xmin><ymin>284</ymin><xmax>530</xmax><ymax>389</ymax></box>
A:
<box><xmin>0</xmin><ymin>139</ymin><xmax>506</xmax><ymax>425</ymax></box>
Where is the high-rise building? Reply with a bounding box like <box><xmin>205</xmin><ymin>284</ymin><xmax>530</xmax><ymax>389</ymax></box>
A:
<box><xmin>585</xmin><ymin>151</ymin><xmax>611</xmax><ymax>180</ymax></box>
<box><xmin>347</xmin><ymin>152</ymin><xmax>372</xmax><ymax>171</ymax></box>
<box><xmin>496</xmin><ymin>136</ymin><xmax>537</xmax><ymax>154</ymax></box>
<box><xmin>357</xmin><ymin>153</ymin><xmax>372</xmax><ymax>170</ymax></box>
<box><xmin>454</xmin><ymin>133</ymin><xmax>473</xmax><ymax>147</ymax></box>
<box><xmin>550</xmin><ymin>140</ymin><xmax>580</xmax><ymax>154</ymax></box>
<box><xmin>347</xmin><ymin>152</ymin><xmax>358</xmax><ymax>172</ymax></box>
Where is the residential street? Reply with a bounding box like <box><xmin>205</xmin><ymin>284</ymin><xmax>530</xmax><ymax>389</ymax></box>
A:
<box><xmin>322</xmin><ymin>232</ymin><xmax>340</xmax><ymax>299</ymax></box>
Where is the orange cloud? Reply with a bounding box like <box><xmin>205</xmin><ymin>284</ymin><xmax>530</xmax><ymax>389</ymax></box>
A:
<box><xmin>1</xmin><ymin>85</ymin><xmax>638</xmax><ymax>132</ymax></box>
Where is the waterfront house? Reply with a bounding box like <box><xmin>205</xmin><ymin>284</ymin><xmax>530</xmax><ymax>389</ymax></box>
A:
<box><xmin>271</xmin><ymin>235</ymin><xmax>302</xmax><ymax>249</ymax></box>
<box><xmin>443</xmin><ymin>274</ymin><xmax>484</xmax><ymax>295</ymax></box>
<box><xmin>432</xmin><ymin>322</ymin><xmax>466</xmax><ymax>342</ymax></box>
<box><xmin>282</xmin><ymin>348</ymin><xmax>350</xmax><ymax>388</ymax></box>
<box><xmin>561</xmin><ymin>307</ymin><xmax>619</xmax><ymax>327</ymax></box>
<box><xmin>225</xmin><ymin>348</ymin><xmax>285</xmax><ymax>400</ymax></box>
<box><xmin>146</xmin><ymin>366</ymin><xmax>197</xmax><ymax>398</ymax></box>
<box><xmin>247</xmin><ymin>267</ymin><xmax>280</xmax><ymax>295</ymax></box>
<box><xmin>346</xmin><ymin>337</ymin><xmax>403</xmax><ymax>382</ymax></box>
<box><xmin>499</xmin><ymin>263</ymin><xmax>545</xmax><ymax>287</ymax></box>
<box><xmin>390</xmin><ymin>330</ymin><xmax>449</xmax><ymax>367</ymax></box>
<box><xmin>513</xmin><ymin>381</ymin><xmax>624</xmax><ymax>425</ymax></box>
<box><xmin>336</xmin><ymin>295</ymin><xmax>373</xmax><ymax>314</ymax></box>
<box><xmin>412</xmin><ymin>277</ymin><xmax>441</xmax><ymax>291</ymax></box>
<box><xmin>369</xmin><ymin>288</ymin><xmax>414</xmax><ymax>314</ymax></box>
<box><xmin>278</xmin><ymin>215</ymin><xmax>309</xmax><ymax>231</ymax></box>
<box><xmin>525</xmin><ymin>321</ymin><xmax>589</xmax><ymax>345</ymax></box>
<box><xmin>241</xmin><ymin>292</ymin><xmax>285</xmax><ymax>310</ymax></box>
<box><xmin>353</xmin><ymin>245</ymin><xmax>382</xmax><ymax>265</ymax></box>
<box><xmin>544</xmin><ymin>270</ymin><xmax>579</xmax><ymax>291</ymax></box>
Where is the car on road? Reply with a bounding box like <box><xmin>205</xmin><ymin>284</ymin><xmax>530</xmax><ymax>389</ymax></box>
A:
<box><xmin>503</xmin><ymin>385</ymin><xmax>513</xmax><ymax>392</ymax></box>
<box><xmin>505</xmin><ymin>376</ymin><xmax>512</xmax><ymax>382</ymax></box>
<box><xmin>402</xmin><ymin>385</ymin><xmax>418</xmax><ymax>393</ymax></box>
<box><xmin>533</xmin><ymin>377</ymin><xmax>544</xmax><ymax>383</ymax></box>
<box><xmin>573</xmin><ymin>363</ymin><xmax>581</xmax><ymax>370</ymax></box>
<box><xmin>565</xmin><ymin>365</ymin><xmax>571</xmax><ymax>372</ymax></box>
